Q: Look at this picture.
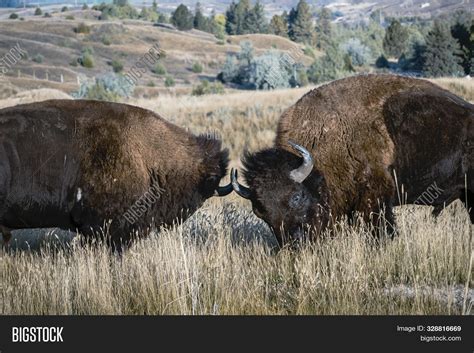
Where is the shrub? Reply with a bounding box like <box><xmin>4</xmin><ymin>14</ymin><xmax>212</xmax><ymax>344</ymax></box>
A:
<box><xmin>43</xmin><ymin>12</ymin><xmax>51</xmax><ymax>18</ymax></box>
<box><xmin>32</xmin><ymin>54</ymin><xmax>44</xmax><ymax>63</ymax></box>
<box><xmin>81</xmin><ymin>53</ymin><xmax>94</xmax><ymax>68</ymax></box>
<box><xmin>192</xmin><ymin>80</ymin><xmax>224</xmax><ymax>96</ymax></box>
<box><xmin>147</xmin><ymin>81</ymin><xmax>155</xmax><ymax>87</ymax></box>
<box><xmin>340</xmin><ymin>38</ymin><xmax>372</xmax><ymax>67</ymax></box>
<box><xmin>164</xmin><ymin>76</ymin><xmax>175</xmax><ymax>87</ymax></box>
<box><xmin>250</xmin><ymin>51</ymin><xmax>292</xmax><ymax>90</ymax></box>
<box><xmin>73</xmin><ymin>74</ymin><xmax>133</xmax><ymax>101</ymax></box>
<box><xmin>111</xmin><ymin>60</ymin><xmax>123</xmax><ymax>73</ymax></box>
<box><xmin>66</xmin><ymin>15</ymin><xmax>75</xmax><ymax>20</ymax></box>
<box><xmin>102</xmin><ymin>36</ymin><xmax>111</xmax><ymax>46</ymax></box>
<box><xmin>191</xmin><ymin>62</ymin><xmax>203</xmax><ymax>73</ymax></box>
<box><xmin>61</xmin><ymin>6</ymin><xmax>68</xmax><ymax>12</ymax></box>
<box><xmin>79</xmin><ymin>48</ymin><xmax>95</xmax><ymax>68</ymax></box>
<box><xmin>34</xmin><ymin>7</ymin><xmax>42</xmax><ymax>16</ymax></box>
<box><xmin>75</xmin><ymin>23</ymin><xmax>91</xmax><ymax>34</ymax></box>
<box><xmin>307</xmin><ymin>44</ymin><xmax>349</xmax><ymax>84</ymax></box>
<box><xmin>152</xmin><ymin>62</ymin><xmax>166</xmax><ymax>75</ymax></box>
<box><xmin>82</xmin><ymin>3</ymin><xmax>89</xmax><ymax>10</ymax></box>
<box><xmin>9</xmin><ymin>13</ymin><xmax>18</xmax><ymax>19</ymax></box>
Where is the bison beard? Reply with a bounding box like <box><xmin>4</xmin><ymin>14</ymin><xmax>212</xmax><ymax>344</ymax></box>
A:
<box><xmin>232</xmin><ymin>74</ymin><xmax>474</xmax><ymax>247</ymax></box>
<box><xmin>0</xmin><ymin>99</ymin><xmax>233</xmax><ymax>251</ymax></box>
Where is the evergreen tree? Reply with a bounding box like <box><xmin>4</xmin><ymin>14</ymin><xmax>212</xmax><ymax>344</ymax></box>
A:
<box><xmin>288</xmin><ymin>0</ymin><xmax>314</xmax><ymax>44</ymax></box>
<box><xmin>245</xmin><ymin>0</ymin><xmax>267</xmax><ymax>34</ymax></box>
<box><xmin>315</xmin><ymin>7</ymin><xmax>331</xmax><ymax>49</ymax></box>
<box><xmin>152</xmin><ymin>0</ymin><xmax>157</xmax><ymax>12</ymax></box>
<box><xmin>171</xmin><ymin>4</ymin><xmax>193</xmax><ymax>31</ymax></box>
<box><xmin>307</xmin><ymin>43</ymin><xmax>347</xmax><ymax>83</ymax></box>
<box><xmin>450</xmin><ymin>13</ymin><xmax>472</xmax><ymax>74</ymax></box>
<box><xmin>423</xmin><ymin>20</ymin><xmax>464</xmax><ymax>77</ymax></box>
<box><xmin>193</xmin><ymin>2</ymin><xmax>208</xmax><ymax>31</ymax></box>
<box><xmin>225</xmin><ymin>1</ymin><xmax>238</xmax><ymax>35</ymax></box>
<box><xmin>113</xmin><ymin>0</ymin><xmax>128</xmax><ymax>6</ymax></box>
<box><xmin>269</xmin><ymin>14</ymin><xmax>288</xmax><ymax>37</ymax></box>
<box><xmin>383</xmin><ymin>19</ymin><xmax>409</xmax><ymax>57</ymax></box>
<box><xmin>236</xmin><ymin>0</ymin><xmax>251</xmax><ymax>34</ymax></box>
<box><xmin>225</xmin><ymin>0</ymin><xmax>250</xmax><ymax>35</ymax></box>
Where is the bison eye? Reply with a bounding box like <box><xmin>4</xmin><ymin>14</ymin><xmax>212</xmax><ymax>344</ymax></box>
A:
<box><xmin>289</xmin><ymin>192</ymin><xmax>304</xmax><ymax>209</ymax></box>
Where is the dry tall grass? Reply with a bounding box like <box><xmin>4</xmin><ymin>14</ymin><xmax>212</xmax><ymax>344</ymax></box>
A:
<box><xmin>0</xmin><ymin>201</ymin><xmax>472</xmax><ymax>315</ymax></box>
<box><xmin>0</xmin><ymin>77</ymin><xmax>472</xmax><ymax>315</ymax></box>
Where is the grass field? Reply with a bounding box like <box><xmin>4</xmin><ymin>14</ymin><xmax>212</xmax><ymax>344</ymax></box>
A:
<box><xmin>0</xmin><ymin>77</ymin><xmax>472</xmax><ymax>315</ymax></box>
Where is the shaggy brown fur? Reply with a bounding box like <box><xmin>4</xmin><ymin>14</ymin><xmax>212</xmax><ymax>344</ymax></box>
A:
<box><xmin>240</xmin><ymin>75</ymin><xmax>474</xmax><ymax>246</ymax></box>
<box><xmin>0</xmin><ymin>99</ymin><xmax>230</xmax><ymax>250</ymax></box>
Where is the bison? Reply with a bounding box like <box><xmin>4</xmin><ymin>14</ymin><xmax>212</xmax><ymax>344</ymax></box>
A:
<box><xmin>0</xmin><ymin>99</ymin><xmax>232</xmax><ymax>250</ymax></box>
<box><xmin>231</xmin><ymin>74</ymin><xmax>474</xmax><ymax>247</ymax></box>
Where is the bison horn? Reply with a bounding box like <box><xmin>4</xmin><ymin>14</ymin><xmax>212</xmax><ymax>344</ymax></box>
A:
<box><xmin>214</xmin><ymin>182</ymin><xmax>233</xmax><ymax>197</ymax></box>
<box><xmin>231</xmin><ymin>168</ymin><xmax>251</xmax><ymax>199</ymax></box>
<box><xmin>288</xmin><ymin>140</ymin><xmax>314</xmax><ymax>184</ymax></box>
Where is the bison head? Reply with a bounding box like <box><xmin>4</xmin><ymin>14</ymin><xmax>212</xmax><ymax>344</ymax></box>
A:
<box><xmin>196</xmin><ymin>134</ymin><xmax>233</xmax><ymax>198</ymax></box>
<box><xmin>232</xmin><ymin>141</ymin><xmax>330</xmax><ymax>247</ymax></box>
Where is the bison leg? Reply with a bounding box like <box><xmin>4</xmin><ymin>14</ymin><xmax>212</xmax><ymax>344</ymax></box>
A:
<box><xmin>460</xmin><ymin>189</ymin><xmax>474</xmax><ymax>224</ymax></box>
<box><xmin>0</xmin><ymin>224</ymin><xmax>12</xmax><ymax>247</ymax></box>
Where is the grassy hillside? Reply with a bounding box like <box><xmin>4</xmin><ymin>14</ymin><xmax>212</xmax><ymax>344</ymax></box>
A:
<box><xmin>0</xmin><ymin>13</ymin><xmax>314</xmax><ymax>97</ymax></box>
<box><xmin>0</xmin><ymin>77</ymin><xmax>472</xmax><ymax>315</ymax></box>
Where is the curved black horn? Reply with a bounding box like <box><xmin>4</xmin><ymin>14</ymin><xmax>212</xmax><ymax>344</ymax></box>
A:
<box><xmin>214</xmin><ymin>182</ymin><xmax>233</xmax><ymax>197</ymax></box>
<box><xmin>231</xmin><ymin>168</ymin><xmax>251</xmax><ymax>199</ymax></box>
<box><xmin>288</xmin><ymin>140</ymin><xmax>314</xmax><ymax>183</ymax></box>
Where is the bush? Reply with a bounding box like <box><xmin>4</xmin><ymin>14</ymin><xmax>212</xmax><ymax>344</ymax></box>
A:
<box><xmin>75</xmin><ymin>23</ymin><xmax>91</xmax><ymax>34</ymax></box>
<box><xmin>65</xmin><ymin>15</ymin><xmax>75</xmax><ymax>20</ymax></box>
<box><xmin>43</xmin><ymin>12</ymin><xmax>51</xmax><ymax>18</ymax></box>
<box><xmin>111</xmin><ymin>60</ymin><xmax>123</xmax><ymax>73</ymax></box>
<box><xmin>220</xmin><ymin>41</ymin><xmax>299</xmax><ymax>90</ymax></box>
<box><xmin>9</xmin><ymin>13</ymin><xmax>18</xmax><ymax>19</ymax></box>
<box><xmin>61</xmin><ymin>6</ymin><xmax>68</xmax><ymax>12</ymax></box>
<box><xmin>82</xmin><ymin>3</ymin><xmax>89</xmax><ymax>10</ymax></box>
<box><xmin>147</xmin><ymin>81</ymin><xmax>155</xmax><ymax>87</ymax></box>
<box><xmin>375</xmin><ymin>55</ymin><xmax>390</xmax><ymax>69</ymax></box>
<box><xmin>73</xmin><ymin>74</ymin><xmax>133</xmax><ymax>101</ymax></box>
<box><xmin>307</xmin><ymin>44</ymin><xmax>349</xmax><ymax>84</ymax></box>
<box><xmin>191</xmin><ymin>62</ymin><xmax>203</xmax><ymax>73</ymax></box>
<box><xmin>164</xmin><ymin>76</ymin><xmax>175</xmax><ymax>87</ymax></box>
<box><xmin>32</xmin><ymin>54</ymin><xmax>44</xmax><ymax>63</ymax></box>
<box><xmin>192</xmin><ymin>80</ymin><xmax>224</xmax><ymax>95</ymax></box>
<box><xmin>79</xmin><ymin>47</ymin><xmax>95</xmax><ymax>68</ymax></box>
<box><xmin>102</xmin><ymin>36</ymin><xmax>111</xmax><ymax>46</ymax></box>
<box><xmin>340</xmin><ymin>38</ymin><xmax>372</xmax><ymax>67</ymax></box>
<box><xmin>34</xmin><ymin>7</ymin><xmax>42</xmax><ymax>16</ymax></box>
<box><xmin>152</xmin><ymin>62</ymin><xmax>166</xmax><ymax>75</ymax></box>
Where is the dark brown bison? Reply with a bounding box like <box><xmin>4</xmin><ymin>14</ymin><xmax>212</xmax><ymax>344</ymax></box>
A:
<box><xmin>0</xmin><ymin>99</ymin><xmax>232</xmax><ymax>250</ymax></box>
<box><xmin>232</xmin><ymin>74</ymin><xmax>474</xmax><ymax>247</ymax></box>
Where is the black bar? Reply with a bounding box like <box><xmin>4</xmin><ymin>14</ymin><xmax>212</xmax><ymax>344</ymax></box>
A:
<box><xmin>0</xmin><ymin>316</ymin><xmax>472</xmax><ymax>352</ymax></box>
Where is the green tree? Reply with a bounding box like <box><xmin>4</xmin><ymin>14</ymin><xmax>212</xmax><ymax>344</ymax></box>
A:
<box><xmin>171</xmin><ymin>4</ymin><xmax>193</xmax><ymax>31</ymax></box>
<box><xmin>315</xmin><ymin>7</ymin><xmax>331</xmax><ymax>49</ymax></box>
<box><xmin>307</xmin><ymin>43</ymin><xmax>347</xmax><ymax>83</ymax></box>
<box><xmin>193</xmin><ymin>2</ymin><xmax>208</xmax><ymax>31</ymax></box>
<box><xmin>225</xmin><ymin>1</ymin><xmax>238</xmax><ymax>34</ymax></box>
<box><xmin>34</xmin><ymin>7</ymin><xmax>42</xmax><ymax>16</ymax></box>
<box><xmin>113</xmin><ymin>0</ymin><xmax>128</xmax><ymax>6</ymax></box>
<box><xmin>288</xmin><ymin>0</ymin><xmax>314</xmax><ymax>44</ymax></box>
<box><xmin>269</xmin><ymin>14</ymin><xmax>288</xmax><ymax>37</ymax></box>
<box><xmin>245</xmin><ymin>0</ymin><xmax>267</xmax><ymax>34</ymax></box>
<box><xmin>152</xmin><ymin>0</ymin><xmax>157</xmax><ymax>12</ymax></box>
<box><xmin>450</xmin><ymin>13</ymin><xmax>472</xmax><ymax>74</ymax></box>
<box><xmin>383</xmin><ymin>19</ymin><xmax>409</xmax><ymax>57</ymax></box>
<box><xmin>422</xmin><ymin>20</ymin><xmax>463</xmax><ymax>77</ymax></box>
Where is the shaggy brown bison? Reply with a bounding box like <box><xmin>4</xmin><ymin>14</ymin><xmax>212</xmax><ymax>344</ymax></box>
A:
<box><xmin>0</xmin><ymin>99</ymin><xmax>232</xmax><ymax>250</ymax></box>
<box><xmin>232</xmin><ymin>74</ymin><xmax>474</xmax><ymax>247</ymax></box>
